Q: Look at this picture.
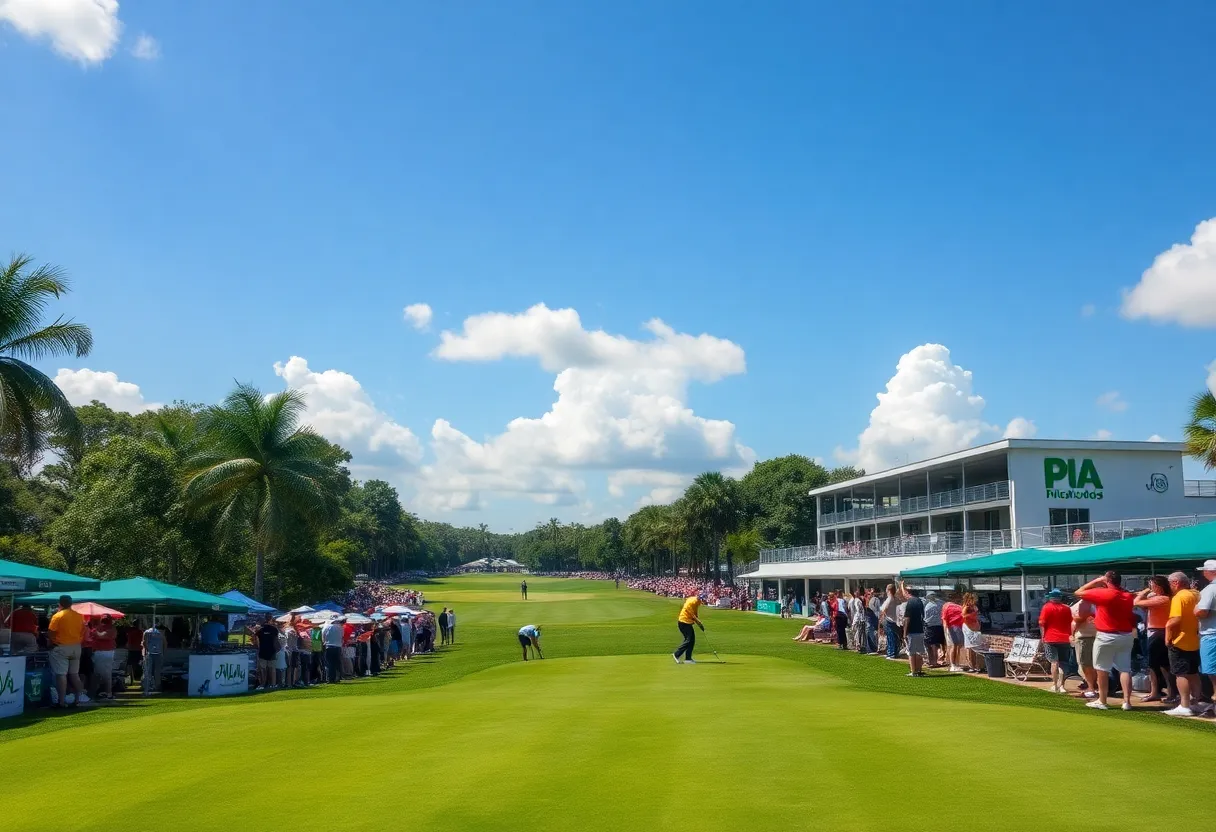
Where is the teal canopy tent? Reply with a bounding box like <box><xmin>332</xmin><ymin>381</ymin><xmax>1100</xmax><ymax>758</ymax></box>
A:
<box><xmin>21</xmin><ymin>576</ymin><xmax>246</xmax><ymax>615</ymax></box>
<box><xmin>0</xmin><ymin>559</ymin><xmax>100</xmax><ymax>595</ymax></box>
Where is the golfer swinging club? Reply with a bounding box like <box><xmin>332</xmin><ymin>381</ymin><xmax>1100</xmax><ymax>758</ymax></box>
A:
<box><xmin>673</xmin><ymin>593</ymin><xmax>705</xmax><ymax>664</ymax></box>
<box><xmin>518</xmin><ymin>624</ymin><xmax>542</xmax><ymax>661</ymax></box>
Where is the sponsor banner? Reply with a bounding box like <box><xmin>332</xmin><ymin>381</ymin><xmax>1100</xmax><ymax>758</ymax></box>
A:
<box><xmin>188</xmin><ymin>654</ymin><xmax>250</xmax><ymax>697</ymax></box>
<box><xmin>0</xmin><ymin>655</ymin><xmax>26</xmax><ymax>719</ymax></box>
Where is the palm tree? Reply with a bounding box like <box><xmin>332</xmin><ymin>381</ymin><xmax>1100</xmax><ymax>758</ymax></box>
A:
<box><xmin>1185</xmin><ymin>390</ymin><xmax>1216</xmax><ymax>469</ymax></box>
<box><xmin>684</xmin><ymin>472</ymin><xmax>741</xmax><ymax>583</ymax></box>
<box><xmin>724</xmin><ymin>527</ymin><xmax>762</xmax><ymax>576</ymax></box>
<box><xmin>657</xmin><ymin>502</ymin><xmax>689</xmax><ymax>576</ymax></box>
<box><xmin>0</xmin><ymin>254</ymin><xmax>93</xmax><ymax>465</ymax></box>
<box><xmin>184</xmin><ymin>383</ymin><xmax>340</xmax><ymax>599</ymax></box>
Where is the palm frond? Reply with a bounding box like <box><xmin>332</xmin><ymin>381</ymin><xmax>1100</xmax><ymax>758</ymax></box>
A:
<box><xmin>0</xmin><ymin>318</ymin><xmax>93</xmax><ymax>360</ymax></box>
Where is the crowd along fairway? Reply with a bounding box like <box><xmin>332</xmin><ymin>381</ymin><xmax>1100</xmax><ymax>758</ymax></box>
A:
<box><xmin>3</xmin><ymin>574</ymin><xmax>1214</xmax><ymax>831</ymax></box>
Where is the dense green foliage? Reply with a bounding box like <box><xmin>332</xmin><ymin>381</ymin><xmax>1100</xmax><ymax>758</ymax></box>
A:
<box><xmin>3</xmin><ymin>574</ymin><xmax>1211</xmax><ymax>831</ymax></box>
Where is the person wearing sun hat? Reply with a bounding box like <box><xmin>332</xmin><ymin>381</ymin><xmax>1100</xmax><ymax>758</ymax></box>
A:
<box><xmin>1038</xmin><ymin>589</ymin><xmax>1074</xmax><ymax>693</ymax></box>
<box><xmin>1195</xmin><ymin>559</ymin><xmax>1216</xmax><ymax>712</ymax></box>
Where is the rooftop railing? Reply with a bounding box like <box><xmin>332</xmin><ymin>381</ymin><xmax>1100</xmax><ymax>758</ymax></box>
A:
<box><xmin>1013</xmin><ymin>514</ymin><xmax>1216</xmax><ymax>548</ymax></box>
<box><xmin>1184</xmin><ymin>480</ymin><xmax>1216</xmax><ymax>497</ymax></box>
<box><xmin>820</xmin><ymin>479</ymin><xmax>1010</xmax><ymax>527</ymax></box>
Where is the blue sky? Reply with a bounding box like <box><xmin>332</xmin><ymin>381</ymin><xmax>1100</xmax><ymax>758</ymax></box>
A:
<box><xmin>2</xmin><ymin>1</ymin><xmax>1216</xmax><ymax>529</ymax></box>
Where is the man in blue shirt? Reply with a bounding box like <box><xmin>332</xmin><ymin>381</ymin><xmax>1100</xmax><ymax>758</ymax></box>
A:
<box><xmin>199</xmin><ymin>616</ymin><xmax>227</xmax><ymax>647</ymax></box>
<box><xmin>518</xmin><ymin>624</ymin><xmax>542</xmax><ymax>661</ymax></box>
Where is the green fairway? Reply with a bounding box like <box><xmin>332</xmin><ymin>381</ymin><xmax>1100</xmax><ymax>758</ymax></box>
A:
<box><xmin>4</xmin><ymin>574</ymin><xmax>1214</xmax><ymax>830</ymax></box>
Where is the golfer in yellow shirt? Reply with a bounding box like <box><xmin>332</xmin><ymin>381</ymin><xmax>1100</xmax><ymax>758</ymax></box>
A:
<box><xmin>673</xmin><ymin>594</ymin><xmax>705</xmax><ymax>664</ymax></box>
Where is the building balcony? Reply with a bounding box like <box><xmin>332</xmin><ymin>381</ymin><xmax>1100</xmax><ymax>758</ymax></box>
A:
<box><xmin>819</xmin><ymin>479</ymin><xmax>1010</xmax><ymax>528</ymax></box>
<box><xmin>753</xmin><ymin>512</ymin><xmax>1216</xmax><ymax>569</ymax></box>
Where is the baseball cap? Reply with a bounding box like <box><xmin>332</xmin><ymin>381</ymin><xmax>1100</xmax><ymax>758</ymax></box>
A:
<box><xmin>1045</xmin><ymin>588</ymin><xmax>1063</xmax><ymax>599</ymax></box>
<box><xmin>1202</xmin><ymin>559</ymin><xmax>1216</xmax><ymax>572</ymax></box>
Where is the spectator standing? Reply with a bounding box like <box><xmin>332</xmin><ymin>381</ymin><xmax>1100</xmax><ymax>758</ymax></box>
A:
<box><xmin>923</xmin><ymin>592</ymin><xmax>945</xmax><ymax>668</ymax></box>
<box><xmin>880</xmin><ymin>584</ymin><xmax>903</xmax><ymax>660</ymax></box>
<box><xmin>199</xmin><ymin>615</ymin><xmax>227</xmax><ymax>647</ymax></box>
<box><xmin>832</xmin><ymin>591</ymin><xmax>849</xmax><ymax>650</ymax></box>
<box><xmin>48</xmin><ymin>596</ymin><xmax>87</xmax><ymax>707</ymax></box>
<box><xmin>1195</xmin><ymin>560</ymin><xmax>1216</xmax><ymax>708</ymax></box>
<box><xmin>124</xmin><ymin>620</ymin><xmax>143</xmax><ymax>685</ymax></box>
<box><xmin>342</xmin><ymin>619</ymin><xmax>356</xmax><ymax>677</ymax></box>
<box><xmin>321</xmin><ymin>617</ymin><xmax>344</xmax><ymax>682</ymax></box>
<box><xmin>865</xmin><ymin>589</ymin><xmax>880</xmax><ymax>654</ymax></box>
<box><xmin>961</xmin><ymin>593</ymin><xmax>984</xmax><ymax>672</ymax></box>
<box><xmin>142</xmin><ymin>619</ymin><xmax>165</xmax><ymax>696</ymax></box>
<box><xmin>1038</xmin><ymin>589</ymin><xmax>1074</xmax><ymax>693</ymax></box>
<box><xmin>309</xmin><ymin>623</ymin><xmax>323</xmax><ymax>684</ymax></box>
<box><xmin>521</xmin><ymin>580</ymin><xmax>528</xmax><ymax>600</ymax></box>
<box><xmin>439</xmin><ymin>608</ymin><xmax>450</xmax><ymax>645</ymax></box>
<box><xmin>1163</xmin><ymin>572</ymin><xmax>1206</xmax><ymax>717</ymax></box>
<box><xmin>6</xmin><ymin>603</ymin><xmax>39</xmax><ymax>654</ymax></box>
<box><xmin>448</xmin><ymin>609</ymin><xmax>457</xmax><ymax>643</ymax></box>
<box><xmin>254</xmin><ymin>614</ymin><xmax>279</xmax><ymax>691</ymax></box>
<box><xmin>903</xmin><ymin>586</ymin><xmax>927</xmax><ymax>677</ymax></box>
<box><xmin>88</xmin><ymin>614</ymin><xmax>118</xmax><ymax>701</ymax></box>
<box><xmin>1134</xmin><ymin>576</ymin><xmax>1174</xmax><ymax>703</ymax></box>
<box><xmin>849</xmin><ymin>591</ymin><xmax>867</xmax><ymax>654</ymax></box>
<box><xmin>1071</xmin><ymin>597</ymin><xmax>1099</xmax><ymax>699</ymax></box>
<box><xmin>1075</xmin><ymin>571</ymin><xmax>1137</xmax><ymax>711</ymax></box>
<box><xmin>284</xmin><ymin>621</ymin><xmax>301</xmax><ymax>688</ymax></box>
<box><xmin>942</xmin><ymin>594</ymin><xmax>965</xmax><ymax>672</ymax></box>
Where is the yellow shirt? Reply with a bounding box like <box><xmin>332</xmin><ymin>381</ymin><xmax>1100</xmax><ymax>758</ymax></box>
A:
<box><xmin>48</xmin><ymin>608</ymin><xmax>85</xmax><ymax>646</ymax></box>
<box><xmin>678</xmin><ymin>597</ymin><xmax>703</xmax><ymax>625</ymax></box>
<box><xmin>1169</xmin><ymin>589</ymin><xmax>1200</xmax><ymax>651</ymax></box>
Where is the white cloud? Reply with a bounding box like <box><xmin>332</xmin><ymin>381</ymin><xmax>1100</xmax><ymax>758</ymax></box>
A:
<box><xmin>1003</xmin><ymin>417</ymin><xmax>1037</xmax><ymax>439</ymax></box>
<box><xmin>273</xmin><ymin>356</ymin><xmax>423</xmax><ymax>476</ymax></box>
<box><xmin>54</xmin><ymin>368</ymin><xmax>159</xmax><ymax>413</ymax></box>
<box><xmin>403</xmin><ymin>303</ymin><xmax>433</xmax><ymax>331</ymax></box>
<box><xmin>129</xmin><ymin>32</ymin><xmax>157</xmax><ymax>60</ymax></box>
<box><xmin>422</xmin><ymin>304</ymin><xmax>753</xmax><ymax>511</ymax></box>
<box><xmin>1090</xmin><ymin>429</ymin><xmax>1114</xmax><ymax>440</ymax></box>
<box><xmin>844</xmin><ymin>344</ymin><xmax>1032</xmax><ymax>472</ymax></box>
<box><xmin>0</xmin><ymin>0</ymin><xmax>122</xmax><ymax>64</ymax></box>
<box><xmin>1206</xmin><ymin>360</ymin><xmax>1216</xmax><ymax>394</ymax></box>
<box><xmin>1080</xmin><ymin>303</ymin><xmax>1096</xmax><ymax>318</ymax></box>
<box><xmin>1147</xmin><ymin>434</ymin><xmax>1166</xmax><ymax>442</ymax></box>
<box><xmin>1095</xmin><ymin>391</ymin><xmax>1128</xmax><ymax>412</ymax></box>
<box><xmin>1121</xmin><ymin>217</ymin><xmax>1216</xmax><ymax>327</ymax></box>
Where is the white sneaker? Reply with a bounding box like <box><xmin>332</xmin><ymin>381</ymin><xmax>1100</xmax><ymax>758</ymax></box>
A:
<box><xmin>672</xmin><ymin>654</ymin><xmax>682</xmax><ymax>664</ymax></box>
<box><xmin>1121</xmin><ymin>702</ymin><xmax>1133</xmax><ymax>711</ymax></box>
<box><xmin>685</xmin><ymin>659</ymin><xmax>696</xmax><ymax>664</ymax></box>
<box><xmin>1083</xmin><ymin>691</ymin><xmax>1098</xmax><ymax>699</ymax></box>
<box><xmin>76</xmin><ymin>694</ymin><xmax>91</xmax><ymax>705</ymax></box>
<box><xmin>255</xmin><ymin>686</ymin><xmax>265</xmax><ymax>692</ymax></box>
<box><xmin>1164</xmin><ymin>705</ymin><xmax>1195</xmax><ymax>717</ymax></box>
<box><xmin>1085</xmin><ymin>701</ymin><xmax>1109</xmax><ymax>710</ymax></box>
<box><xmin>949</xmin><ymin>665</ymin><xmax>962</xmax><ymax>672</ymax></box>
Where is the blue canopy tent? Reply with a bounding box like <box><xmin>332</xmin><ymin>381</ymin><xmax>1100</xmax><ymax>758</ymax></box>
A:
<box><xmin>310</xmin><ymin>600</ymin><xmax>344</xmax><ymax>613</ymax></box>
<box><xmin>221</xmin><ymin>589</ymin><xmax>278</xmax><ymax>633</ymax></box>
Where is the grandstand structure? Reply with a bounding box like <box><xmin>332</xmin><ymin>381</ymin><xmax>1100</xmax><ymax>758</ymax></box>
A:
<box><xmin>739</xmin><ymin>439</ymin><xmax>1216</xmax><ymax>605</ymax></box>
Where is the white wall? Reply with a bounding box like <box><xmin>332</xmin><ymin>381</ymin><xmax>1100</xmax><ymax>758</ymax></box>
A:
<box><xmin>1008</xmin><ymin>447</ymin><xmax>1211</xmax><ymax>527</ymax></box>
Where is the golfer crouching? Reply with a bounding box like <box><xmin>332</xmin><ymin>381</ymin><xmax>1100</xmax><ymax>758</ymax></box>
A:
<box><xmin>518</xmin><ymin>624</ymin><xmax>543</xmax><ymax>661</ymax></box>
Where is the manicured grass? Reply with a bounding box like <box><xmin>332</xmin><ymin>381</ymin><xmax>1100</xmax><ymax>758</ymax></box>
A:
<box><xmin>3</xmin><ymin>574</ymin><xmax>1214</xmax><ymax>830</ymax></box>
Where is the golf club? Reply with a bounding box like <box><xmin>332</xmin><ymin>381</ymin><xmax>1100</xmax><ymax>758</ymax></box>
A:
<box><xmin>701</xmin><ymin>626</ymin><xmax>724</xmax><ymax>663</ymax></box>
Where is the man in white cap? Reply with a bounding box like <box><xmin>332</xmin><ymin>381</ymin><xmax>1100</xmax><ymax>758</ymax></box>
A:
<box><xmin>1195</xmin><ymin>559</ymin><xmax>1216</xmax><ymax>714</ymax></box>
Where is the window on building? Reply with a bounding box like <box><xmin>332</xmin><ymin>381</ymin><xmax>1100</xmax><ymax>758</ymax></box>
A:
<box><xmin>1049</xmin><ymin>508</ymin><xmax>1090</xmax><ymax>545</ymax></box>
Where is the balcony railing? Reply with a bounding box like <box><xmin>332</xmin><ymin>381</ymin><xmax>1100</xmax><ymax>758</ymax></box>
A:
<box><xmin>1013</xmin><ymin>514</ymin><xmax>1216</xmax><ymax>548</ymax></box>
<box><xmin>820</xmin><ymin>479</ymin><xmax>1010</xmax><ymax>527</ymax></box>
<box><xmin>756</xmin><ymin>530</ymin><xmax>1013</xmax><ymax>565</ymax></box>
<box><xmin>1184</xmin><ymin>480</ymin><xmax>1216</xmax><ymax>497</ymax></box>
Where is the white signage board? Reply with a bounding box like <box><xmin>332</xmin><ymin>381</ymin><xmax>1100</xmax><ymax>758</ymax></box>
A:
<box><xmin>188</xmin><ymin>653</ymin><xmax>250</xmax><ymax>697</ymax></box>
<box><xmin>1006</xmin><ymin>637</ymin><xmax>1040</xmax><ymax>665</ymax></box>
<box><xmin>0</xmin><ymin>655</ymin><xmax>26</xmax><ymax>718</ymax></box>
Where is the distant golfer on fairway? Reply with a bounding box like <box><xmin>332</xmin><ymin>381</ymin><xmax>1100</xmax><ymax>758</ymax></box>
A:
<box><xmin>521</xmin><ymin>580</ymin><xmax>528</xmax><ymax>600</ymax></box>
<box><xmin>673</xmin><ymin>594</ymin><xmax>705</xmax><ymax>664</ymax></box>
<box><xmin>518</xmin><ymin>624</ymin><xmax>542</xmax><ymax>661</ymax></box>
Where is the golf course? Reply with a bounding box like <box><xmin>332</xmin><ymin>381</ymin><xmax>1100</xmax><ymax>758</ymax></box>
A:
<box><xmin>5</xmin><ymin>574</ymin><xmax>1214</xmax><ymax>831</ymax></box>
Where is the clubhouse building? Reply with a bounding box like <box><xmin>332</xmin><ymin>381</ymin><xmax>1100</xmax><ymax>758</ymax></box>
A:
<box><xmin>739</xmin><ymin>439</ymin><xmax>1216</xmax><ymax>614</ymax></box>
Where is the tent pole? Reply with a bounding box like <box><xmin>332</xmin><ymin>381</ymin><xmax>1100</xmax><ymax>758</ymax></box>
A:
<box><xmin>1020</xmin><ymin>568</ymin><xmax>1029</xmax><ymax>634</ymax></box>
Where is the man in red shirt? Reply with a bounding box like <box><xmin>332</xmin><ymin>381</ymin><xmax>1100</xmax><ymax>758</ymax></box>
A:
<box><xmin>6</xmin><ymin>603</ymin><xmax>39</xmax><ymax>654</ymax></box>
<box><xmin>1038</xmin><ymin>589</ymin><xmax>1074</xmax><ymax>693</ymax></box>
<box><xmin>1075</xmin><ymin>571</ymin><xmax>1137</xmax><ymax>711</ymax></box>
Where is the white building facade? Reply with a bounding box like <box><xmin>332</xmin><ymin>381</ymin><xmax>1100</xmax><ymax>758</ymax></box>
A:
<box><xmin>739</xmin><ymin>439</ymin><xmax>1216</xmax><ymax>601</ymax></box>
